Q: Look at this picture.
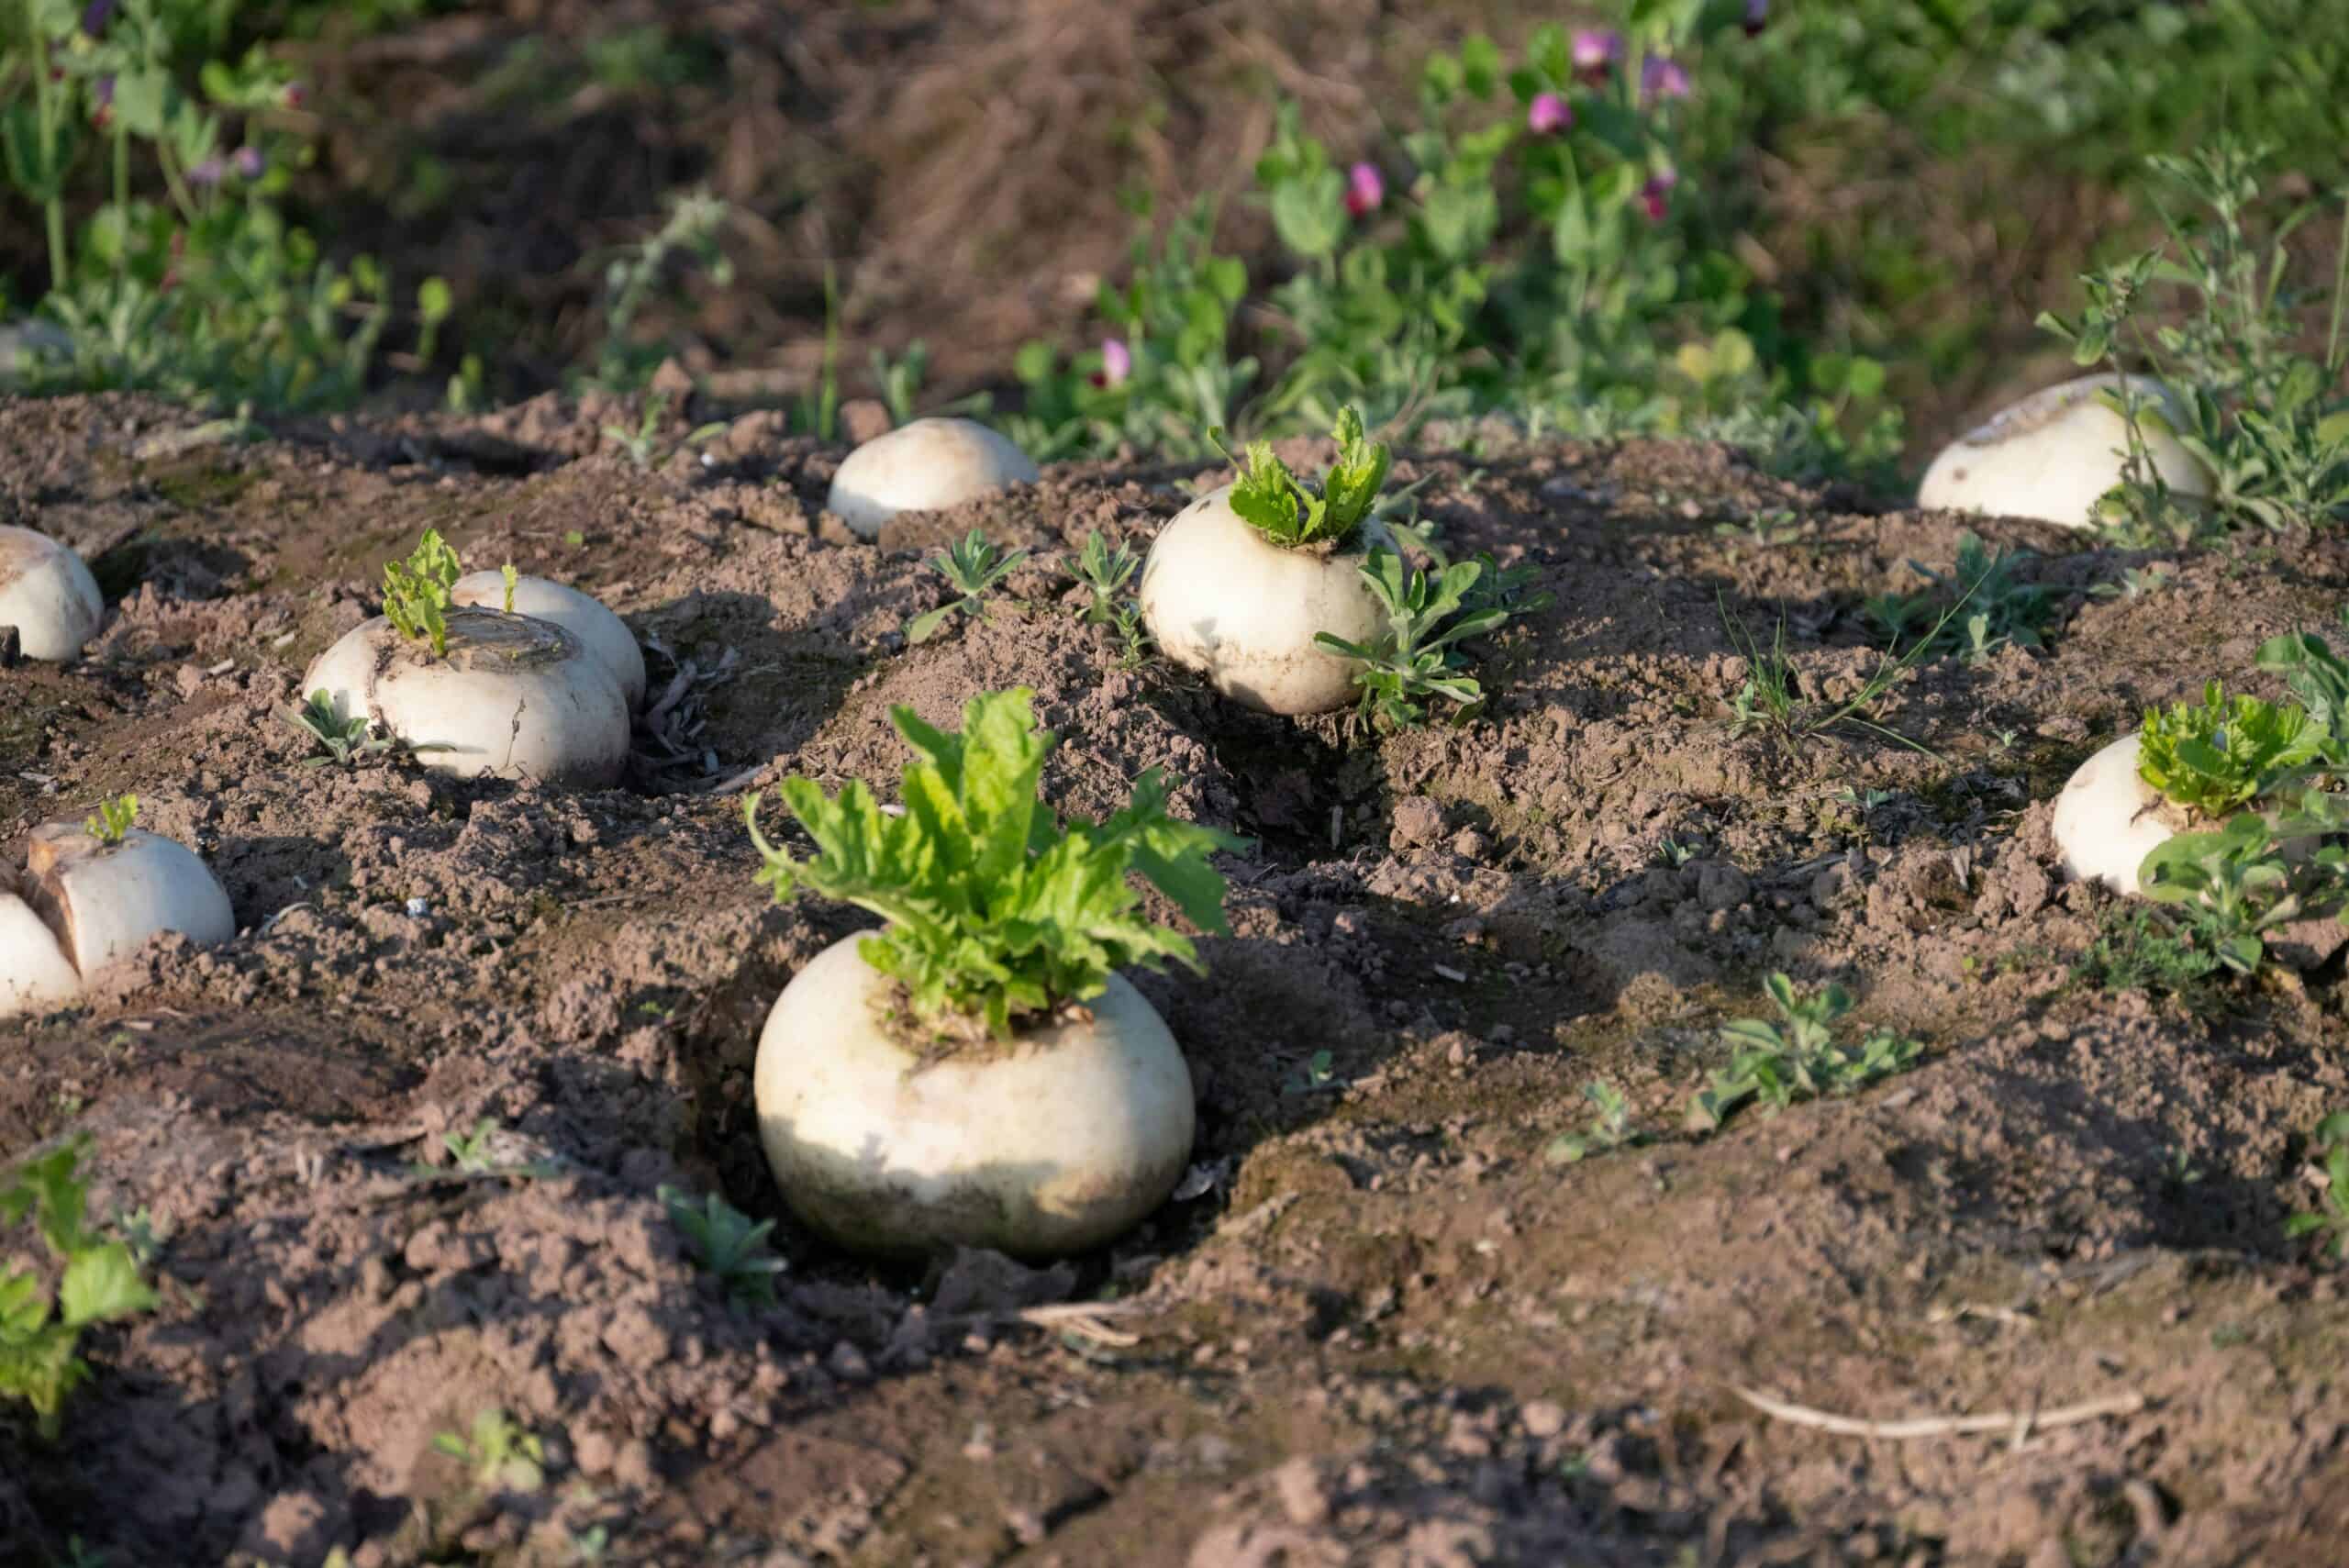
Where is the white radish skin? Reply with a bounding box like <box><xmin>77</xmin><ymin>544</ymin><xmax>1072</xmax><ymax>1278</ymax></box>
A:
<box><xmin>1918</xmin><ymin>373</ymin><xmax>2211</xmax><ymax>530</ymax></box>
<box><xmin>0</xmin><ymin>525</ymin><xmax>103</xmax><ymax>661</ymax></box>
<box><xmin>303</xmin><ymin>610</ymin><xmax>629</xmax><ymax>785</ymax></box>
<box><xmin>825</xmin><ymin>417</ymin><xmax>1040</xmax><ymax>540</ymax></box>
<box><xmin>25</xmin><ymin>823</ymin><xmax>236</xmax><ymax>975</ymax></box>
<box><xmin>0</xmin><ymin>890</ymin><xmax>82</xmax><ymax>1018</ymax></box>
<box><xmin>2052</xmin><ymin>733</ymin><xmax>2196</xmax><ymax>897</ymax></box>
<box><xmin>754</xmin><ymin>935</ymin><xmax>1197</xmax><ymax>1260</ymax></box>
<box><xmin>1139</xmin><ymin>484</ymin><xmax>1390</xmax><ymax>716</ymax></box>
<box><xmin>450</xmin><ymin>571</ymin><xmax>646</xmax><ymax>709</ymax></box>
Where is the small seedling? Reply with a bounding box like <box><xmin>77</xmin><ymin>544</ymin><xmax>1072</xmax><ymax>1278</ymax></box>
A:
<box><xmin>284</xmin><ymin>690</ymin><xmax>398</xmax><ymax>768</ymax></box>
<box><xmin>1315</xmin><ymin>549</ymin><xmax>1518</xmax><ymax>728</ymax></box>
<box><xmin>1</xmin><ymin>1138</ymin><xmax>161</xmax><ymax>1439</ymax></box>
<box><xmin>603</xmin><ymin>394</ymin><xmax>668</xmax><ymax>470</ymax></box>
<box><xmin>2071</xmin><ymin>904</ymin><xmax>2230</xmax><ymax>1011</ymax></box>
<box><xmin>1689</xmin><ymin>973</ymin><xmax>1922</xmax><ymax>1132</ymax></box>
<box><xmin>382</xmin><ymin>528</ymin><xmax>465</xmax><ymax>658</ymax></box>
<box><xmin>1066</xmin><ymin>531</ymin><xmax>1141</xmax><ymax>624</ymax></box>
<box><xmin>1284</xmin><ymin>1048</ymin><xmax>1339</xmax><ymax>1095</ymax></box>
<box><xmin>1544</xmin><ymin>1081</ymin><xmax>1647</xmax><ymax>1163</ymax></box>
<box><xmin>83</xmin><ymin>795</ymin><xmax>137</xmax><ymax>846</ymax></box>
<box><xmin>2162</xmin><ymin>1148</ymin><xmax>2207</xmax><ymax>1190</ymax></box>
<box><xmin>1209</xmin><ymin>406</ymin><xmax>1391</xmax><ymax>549</ymax></box>
<box><xmin>1654</xmin><ymin>838</ymin><xmax>1698</xmax><ymax>869</ymax></box>
<box><xmin>431</xmin><ymin>1408</ymin><xmax>546</xmax><ymax>1494</ymax></box>
<box><xmin>1108</xmin><ymin>598</ymin><xmax>1152</xmax><ymax>669</ymax></box>
<box><xmin>499</xmin><ymin>562</ymin><xmax>518</xmax><ymax>614</ymax></box>
<box><xmin>659</xmin><ymin>1185</ymin><xmax>785</xmax><ymax>1311</ymax></box>
<box><xmin>2137</xmin><ymin>681</ymin><xmax>2324</xmax><ymax>815</ymax></box>
<box><xmin>1865</xmin><ymin>532</ymin><xmax>2050</xmax><ymax>665</ymax></box>
<box><xmin>1713</xmin><ymin>508</ymin><xmax>1804</xmax><ymax>550</ymax></box>
<box><xmin>2286</xmin><ymin>1111</ymin><xmax>2349</xmax><ymax>1262</ymax></box>
<box><xmin>2089</xmin><ymin>566</ymin><xmax>2174</xmax><ymax>601</ymax></box>
<box><xmin>907</xmin><ymin>529</ymin><xmax>1030</xmax><ymax>644</ymax></box>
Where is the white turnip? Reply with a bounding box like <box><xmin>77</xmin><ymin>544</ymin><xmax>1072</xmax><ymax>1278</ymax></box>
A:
<box><xmin>826</xmin><ymin>417</ymin><xmax>1040</xmax><ymax>539</ymax></box>
<box><xmin>450</xmin><ymin>570</ymin><xmax>646</xmax><ymax>709</ymax></box>
<box><xmin>0</xmin><ymin>525</ymin><xmax>103</xmax><ymax>662</ymax></box>
<box><xmin>302</xmin><ymin>609</ymin><xmax>629</xmax><ymax>784</ymax></box>
<box><xmin>1918</xmin><ymin>373</ymin><xmax>2210</xmax><ymax>530</ymax></box>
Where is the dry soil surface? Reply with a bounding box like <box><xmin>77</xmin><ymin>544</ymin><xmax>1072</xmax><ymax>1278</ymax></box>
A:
<box><xmin>4</xmin><ymin>393</ymin><xmax>2349</xmax><ymax>1567</ymax></box>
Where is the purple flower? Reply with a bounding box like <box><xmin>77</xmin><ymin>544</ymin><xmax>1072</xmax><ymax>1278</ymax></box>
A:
<box><xmin>233</xmin><ymin>146</ymin><xmax>264</xmax><ymax>181</ymax></box>
<box><xmin>1094</xmin><ymin>338</ymin><xmax>1131</xmax><ymax>389</ymax></box>
<box><xmin>1744</xmin><ymin>0</ymin><xmax>1769</xmax><ymax>35</ymax></box>
<box><xmin>1527</xmin><ymin>91</ymin><xmax>1572</xmax><ymax>135</ymax></box>
<box><xmin>1571</xmin><ymin>29</ymin><xmax>1622</xmax><ymax>72</ymax></box>
<box><xmin>1639</xmin><ymin>168</ymin><xmax>1679</xmax><ymax>222</ymax></box>
<box><xmin>188</xmin><ymin>157</ymin><xmax>224</xmax><ymax>187</ymax></box>
<box><xmin>1343</xmin><ymin>161</ymin><xmax>1385</xmax><ymax>218</ymax></box>
<box><xmin>1641</xmin><ymin>56</ymin><xmax>1692</xmax><ymax>104</ymax></box>
<box><xmin>81</xmin><ymin>0</ymin><xmax>113</xmax><ymax>38</ymax></box>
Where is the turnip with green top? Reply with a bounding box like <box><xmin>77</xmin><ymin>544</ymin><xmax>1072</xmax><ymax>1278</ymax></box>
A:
<box><xmin>1140</xmin><ymin>407</ymin><xmax>1396</xmax><ymax>715</ymax></box>
<box><xmin>301</xmin><ymin>533</ymin><xmax>630</xmax><ymax>784</ymax></box>
<box><xmin>2054</xmin><ymin>683</ymin><xmax>2324</xmax><ymax>895</ymax></box>
<box><xmin>0</xmin><ymin>525</ymin><xmax>103</xmax><ymax>662</ymax></box>
<box><xmin>0</xmin><ymin>796</ymin><xmax>234</xmax><ymax>1019</ymax></box>
<box><xmin>1918</xmin><ymin>374</ymin><xmax>2210</xmax><ymax>530</ymax></box>
<box><xmin>743</xmin><ymin>688</ymin><xmax>1238</xmax><ymax>1259</ymax></box>
<box><xmin>826</xmin><ymin>417</ymin><xmax>1040</xmax><ymax>540</ymax></box>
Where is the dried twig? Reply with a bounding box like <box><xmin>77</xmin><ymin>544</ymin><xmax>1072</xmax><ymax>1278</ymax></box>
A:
<box><xmin>1732</xmin><ymin>1385</ymin><xmax>2145</xmax><ymax>1444</ymax></box>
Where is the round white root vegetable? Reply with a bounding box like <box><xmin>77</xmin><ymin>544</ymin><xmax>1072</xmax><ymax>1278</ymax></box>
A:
<box><xmin>0</xmin><ymin>892</ymin><xmax>81</xmax><ymax>1018</ymax></box>
<box><xmin>302</xmin><ymin>608</ymin><xmax>629</xmax><ymax>784</ymax></box>
<box><xmin>0</xmin><ymin>525</ymin><xmax>103</xmax><ymax>662</ymax></box>
<box><xmin>2051</xmin><ymin>733</ymin><xmax>2197</xmax><ymax>897</ymax></box>
<box><xmin>754</xmin><ymin>935</ymin><xmax>1197</xmax><ymax>1259</ymax></box>
<box><xmin>450</xmin><ymin>571</ymin><xmax>646</xmax><ymax>710</ymax></box>
<box><xmin>1917</xmin><ymin>373</ymin><xmax>2211</xmax><ymax>529</ymax></box>
<box><xmin>1138</xmin><ymin>484</ymin><xmax>1390</xmax><ymax>716</ymax></box>
<box><xmin>1</xmin><ymin>823</ymin><xmax>235</xmax><ymax>1018</ymax></box>
<box><xmin>825</xmin><ymin>417</ymin><xmax>1041</xmax><ymax>540</ymax></box>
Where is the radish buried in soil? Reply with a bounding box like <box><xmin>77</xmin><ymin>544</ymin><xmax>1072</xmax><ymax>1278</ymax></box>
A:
<box><xmin>0</xmin><ymin>798</ymin><xmax>234</xmax><ymax>1019</ymax></box>
<box><xmin>0</xmin><ymin>524</ymin><xmax>103</xmax><ymax>662</ymax></box>
<box><xmin>826</xmin><ymin>417</ymin><xmax>1041</xmax><ymax>540</ymax></box>
<box><xmin>1918</xmin><ymin>373</ymin><xmax>2210</xmax><ymax>530</ymax></box>
<box><xmin>742</xmin><ymin>687</ymin><xmax>1239</xmax><ymax>1259</ymax></box>
<box><xmin>1139</xmin><ymin>407</ymin><xmax>1396</xmax><ymax>716</ymax></box>
<box><xmin>302</xmin><ymin>532</ymin><xmax>629</xmax><ymax>784</ymax></box>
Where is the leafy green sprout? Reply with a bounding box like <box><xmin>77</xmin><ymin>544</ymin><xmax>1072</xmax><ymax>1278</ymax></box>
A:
<box><xmin>2135</xmin><ymin>681</ymin><xmax>2325</xmax><ymax>815</ymax></box>
<box><xmin>83</xmin><ymin>794</ymin><xmax>137</xmax><ymax>845</ymax></box>
<box><xmin>1688</xmin><ymin>974</ymin><xmax>1923</xmax><ymax>1133</ymax></box>
<box><xmin>1208</xmin><ymin>405</ymin><xmax>1392</xmax><ymax>550</ymax></box>
<box><xmin>1065</xmin><ymin>531</ymin><xmax>1141</xmax><ymax>624</ymax></box>
<box><xmin>2136</xmin><ymin>814</ymin><xmax>2303</xmax><ymax>975</ymax></box>
<box><xmin>430</xmin><ymin>1408</ymin><xmax>546</xmax><ymax>1494</ymax></box>
<box><xmin>1</xmin><ymin>1138</ymin><xmax>161</xmax><ymax>1439</ymax></box>
<box><xmin>500</xmin><ymin>562</ymin><xmax>518</xmax><ymax>614</ymax></box>
<box><xmin>284</xmin><ymin>691</ymin><xmax>396</xmax><ymax>768</ymax></box>
<box><xmin>1314</xmin><ymin>549</ymin><xmax>1532</xmax><ymax>729</ymax></box>
<box><xmin>743</xmin><ymin>688</ymin><xmax>1241</xmax><ymax>1041</ymax></box>
<box><xmin>382</xmin><ymin>528</ymin><xmax>465</xmax><ymax>658</ymax></box>
<box><xmin>2286</xmin><ymin>1111</ymin><xmax>2349</xmax><ymax>1263</ymax></box>
<box><xmin>659</xmin><ymin>1185</ymin><xmax>785</xmax><ymax>1311</ymax></box>
<box><xmin>907</xmin><ymin>529</ymin><xmax>1030</xmax><ymax>645</ymax></box>
<box><xmin>1544</xmin><ymin>1081</ymin><xmax>1647</xmax><ymax>1163</ymax></box>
